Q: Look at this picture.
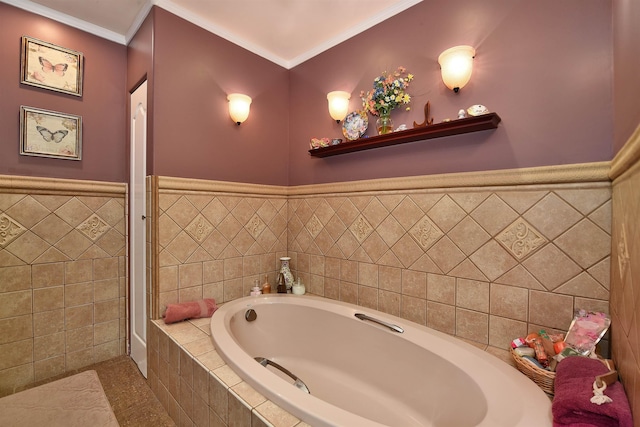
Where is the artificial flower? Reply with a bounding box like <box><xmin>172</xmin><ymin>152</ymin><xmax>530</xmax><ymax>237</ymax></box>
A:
<box><xmin>360</xmin><ymin>67</ymin><xmax>414</xmax><ymax>116</ymax></box>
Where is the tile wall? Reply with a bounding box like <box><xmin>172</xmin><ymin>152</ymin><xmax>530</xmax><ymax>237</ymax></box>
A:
<box><xmin>155</xmin><ymin>178</ymin><xmax>290</xmax><ymax>317</ymax></box>
<box><xmin>610</xmin><ymin>125</ymin><xmax>640</xmax><ymax>425</ymax></box>
<box><xmin>155</xmin><ymin>166</ymin><xmax>612</xmax><ymax>353</ymax></box>
<box><xmin>149</xmin><ymin>161</ymin><xmax>619</xmax><ymax>426</ymax></box>
<box><xmin>0</xmin><ymin>177</ymin><xmax>127</xmax><ymax>397</ymax></box>
<box><xmin>147</xmin><ymin>318</ymin><xmax>310</xmax><ymax>427</ymax></box>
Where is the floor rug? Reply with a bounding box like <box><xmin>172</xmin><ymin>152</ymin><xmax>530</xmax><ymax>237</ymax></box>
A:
<box><xmin>0</xmin><ymin>370</ymin><xmax>119</xmax><ymax>426</ymax></box>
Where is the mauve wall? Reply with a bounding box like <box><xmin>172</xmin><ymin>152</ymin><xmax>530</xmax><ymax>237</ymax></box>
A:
<box><xmin>127</xmin><ymin>10</ymin><xmax>154</xmax><ymax>173</ymax></box>
<box><xmin>0</xmin><ymin>3</ymin><xmax>127</xmax><ymax>183</ymax></box>
<box><xmin>150</xmin><ymin>8</ymin><xmax>290</xmax><ymax>186</ymax></box>
<box><xmin>613</xmin><ymin>0</ymin><xmax>640</xmax><ymax>154</ymax></box>
<box><xmin>288</xmin><ymin>0</ymin><xmax>613</xmax><ymax>186</ymax></box>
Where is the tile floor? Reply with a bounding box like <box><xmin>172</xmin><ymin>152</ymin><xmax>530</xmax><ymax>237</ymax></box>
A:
<box><xmin>18</xmin><ymin>355</ymin><xmax>175</xmax><ymax>426</ymax></box>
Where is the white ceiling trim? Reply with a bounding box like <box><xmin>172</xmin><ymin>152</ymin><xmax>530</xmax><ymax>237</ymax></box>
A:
<box><xmin>124</xmin><ymin>1</ymin><xmax>154</xmax><ymax>44</ymax></box>
<box><xmin>153</xmin><ymin>0</ymin><xmax>292</xmax><ymax>68</ymax></box>
<box><xmin>2</xmin><ymin>0</ymin><xmax>424</xmax><ymax>69</ymax></box>
<box><xmin>1</xmin><ymin>0</ymin><xmax>126</xmax><ymax>45</ymax></box>
<box><xmin>286</xmin><ymin>0</ymin><xmax>423</xmax><ymax>68</ymax></box>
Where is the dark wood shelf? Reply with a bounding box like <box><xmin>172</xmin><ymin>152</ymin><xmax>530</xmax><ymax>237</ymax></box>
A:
<box><xmin>309</xmin><ymin>112</ymin><xmax>501</xmax><ymax>158</ymax></box>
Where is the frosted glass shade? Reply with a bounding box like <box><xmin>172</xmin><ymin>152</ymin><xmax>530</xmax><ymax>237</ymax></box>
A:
<box><xmin>327</xmin><ymin>91</ymin><xmax>351</xmax><ymax>122</ymax></box>
<box><xmin>227</xmin><ymin>93</ymin><xmax>252</xmax><ymax>125</ymax></box>
<box><xmin>438</xmin><ymin>45</ymin><xmax>475</xmax><ymax>92</ymax></box>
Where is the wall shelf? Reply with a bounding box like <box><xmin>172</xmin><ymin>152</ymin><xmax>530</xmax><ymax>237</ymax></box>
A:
<box><xmin>309</xmin><ymin>112</ymin><xmax>501</xmax><ymax>158</ymax></box>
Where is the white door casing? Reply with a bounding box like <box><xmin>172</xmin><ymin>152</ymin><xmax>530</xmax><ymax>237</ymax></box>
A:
<box><xmin>130</xmin><ymin>80</ymin><xmax>147</xmax><ymax>377</ymax></box>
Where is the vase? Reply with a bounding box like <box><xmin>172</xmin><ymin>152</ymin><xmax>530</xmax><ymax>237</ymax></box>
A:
<box><xmin>279</xmin><ymin>257</ymin><xmax>294</xmax><ymax>290</ymax></box>
<box><xmin>376</xmin><ymin>112</ymin><xmax>393</xmax><ymax>135</ymax></box>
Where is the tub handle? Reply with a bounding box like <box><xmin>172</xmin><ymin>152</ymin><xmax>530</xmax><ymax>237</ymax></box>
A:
<box><xmin>355</xmin><ymin>313</ymin><xmax>404</xmax><ymax>333</ymax></box>
<box><xmin>254</xmin><ymin>357</ymin><xmax>310</xmax><ymax>394</ymax></box>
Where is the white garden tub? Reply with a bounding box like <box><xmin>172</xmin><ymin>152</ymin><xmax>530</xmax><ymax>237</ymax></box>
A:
<box><xmin>210</xmin><ymin>294</ymin><xmax>552</xmax><ymax>427</ymax></box>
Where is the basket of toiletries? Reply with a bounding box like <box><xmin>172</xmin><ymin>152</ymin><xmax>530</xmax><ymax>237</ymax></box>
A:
<box><xmin>510</xmin><ymin>310</ymin><xmax>611</xmax><ymax>396</ymax></box>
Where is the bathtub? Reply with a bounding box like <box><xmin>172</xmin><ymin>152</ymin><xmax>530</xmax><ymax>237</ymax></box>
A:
<box><xmin>210</xmin><ymin>294</ymin><xmax>552</xmax><ymax>427</ymax></box>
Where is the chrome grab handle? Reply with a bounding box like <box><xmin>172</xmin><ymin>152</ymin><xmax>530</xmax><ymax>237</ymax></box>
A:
<box><xmin>254</xmin><ymin>357</ymin><xmax>310</xmax><ymax>394</ymax></box>
<box><xmin>355</xmin><ymin>313</ymin><xmax>404</xmax><ymax>333</ymax></box>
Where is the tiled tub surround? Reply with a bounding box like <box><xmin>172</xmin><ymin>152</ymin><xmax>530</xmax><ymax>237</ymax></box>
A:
<box><xmin>0</xmin><ymin>176</ymin><xmax>127</xmax><ymax>397</ymax></box>
<box><xmin>287</xmin><ymin>179</ymin><xmax>612</xmax><ymax>351</ymax></box>
<box><xmin>154</xmin><ymin>165</ymin><xmax>612</xmax><ymax>354</ymax></box>
<box><xmin>155</xmin><ymin>177</ymin><xmax>290</xmax><ymax>316</ymax></box>
<box><xmin>148</xmin><ymin>318</ymin><xmax>311</xmax><ymax>427</ymax></box>
<box><xmin>610</xmin><ymin>124</ymin><xmax>640</xmax><ymax>424</ymax></box>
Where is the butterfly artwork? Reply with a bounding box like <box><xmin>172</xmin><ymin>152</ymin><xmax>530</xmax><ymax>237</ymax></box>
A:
<box><xmin>20</xmin><ymin>106</ymin><xmax>82</xmax><ymax>161</ymax></box>
<box><xmin>21</xmin><ymin>36</ymin><xmax>83</xmax><ymax>96</ymax></box>
<box><xmin>39</xmin><ymin>57</ymin><xmax>68</xmax><ymax>76</ymax></box>
<box><xmin>36</xmin><ymin>126</ymin><xmax>69</xmax><ymax>143</ymax></box>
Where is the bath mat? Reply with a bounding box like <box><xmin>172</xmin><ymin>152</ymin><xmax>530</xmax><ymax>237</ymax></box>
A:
<box><xmin>0</xmin><ymin>370</ymin><xmax>119</xmax><ymax>427</ymax></box>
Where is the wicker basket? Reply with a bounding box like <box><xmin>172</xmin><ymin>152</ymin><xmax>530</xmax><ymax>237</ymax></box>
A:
<box><xmin>510</xmin><ymin>348</ymin><xmax>556</xmax><ymax>395</ymax></box>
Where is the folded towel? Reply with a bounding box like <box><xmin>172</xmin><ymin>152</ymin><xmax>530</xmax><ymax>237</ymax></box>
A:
<box><xmin>552</xmin><ymin>356</ymin><xmax>633</xmax><ymax>427</ymax></box>
<box><xmin>163</xmin><ymin>298</ymin><xmax>217</xmax><ymax>324</ymax></box>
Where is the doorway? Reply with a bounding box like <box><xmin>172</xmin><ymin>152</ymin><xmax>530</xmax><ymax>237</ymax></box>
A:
<box><xmin>130</xmin><ymin>80</ymin><xmax>147</xmax><ymax>377</ymax></box>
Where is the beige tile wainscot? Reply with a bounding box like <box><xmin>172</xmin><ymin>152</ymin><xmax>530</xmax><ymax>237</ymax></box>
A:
<box><xmin>148</xmin><ymin>318</ymin><xmax>313</xmax><ymax>427</ymax></box>
<box><xmin>147</xmin><ymin>317</ymin><xmax>512</xmax><ymax>427</ymax></box>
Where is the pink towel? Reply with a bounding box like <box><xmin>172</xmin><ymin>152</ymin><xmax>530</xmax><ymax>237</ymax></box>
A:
<box><xmin>163</xmin><ymin>299</ymin><xmax>217</xmax><ymax>324</ymax></box>
<box><xmin>552</xmin><ymin>356</ymin><xmax>633</xmax><ymax>427</ymax></box>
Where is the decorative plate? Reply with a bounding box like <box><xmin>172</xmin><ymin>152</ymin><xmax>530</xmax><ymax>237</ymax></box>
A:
<box><xmin>467</xmin><ymin>104</ymin><xmax>489</xmax><ymax>116</ymax></box>
<box><xmin>342</xmin><ymin>111</ymin><xmax>368</xmax><ymax>141</ymax></box>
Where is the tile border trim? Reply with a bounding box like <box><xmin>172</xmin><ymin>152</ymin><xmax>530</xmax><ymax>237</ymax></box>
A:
<box><xmin>0</xmin><ymin>174</ymin><xmax>126</xmax><ymax>196</ymax></box>
<box><xmin>158</xmin><ymin>162</ymin><xmax>611</xmax><ymax>196</ymax></box>
<box><xmin>610</xmin><ymin>123</ymin><xmax>640</xmax><ymax>181</ymax></box>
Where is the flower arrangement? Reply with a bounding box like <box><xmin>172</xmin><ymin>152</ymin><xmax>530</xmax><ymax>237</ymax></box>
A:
<box><xmin>360</xmin><ymin>66</ymin><xmax>414</xmax><ymax>117</ymax></box>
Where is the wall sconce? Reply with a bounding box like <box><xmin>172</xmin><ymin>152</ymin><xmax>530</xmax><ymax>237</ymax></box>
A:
<box><xmin>437</xmin><ymin>45</ymin><xmax>475</xmax><ymax>93</ymax></box>
<box><xmin>327</xmin><ymin>91</ymin><xmax>351</xmax><ymax>123</ymax></box>
<box><xmin>227</xmin><ymin>93</ymin><xmax>252</xmax><ymax>125</ymax></box>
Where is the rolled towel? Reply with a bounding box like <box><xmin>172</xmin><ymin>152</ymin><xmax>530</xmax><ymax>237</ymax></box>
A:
<box><xmin>163</xmin><ymin>299</ymin><xmax>217</xmax><ymax>324</ymax></box>
<box><xmin>552</xmin><ymin>356</ymin><xmax>632</xmax><ymax>427</ymax></box>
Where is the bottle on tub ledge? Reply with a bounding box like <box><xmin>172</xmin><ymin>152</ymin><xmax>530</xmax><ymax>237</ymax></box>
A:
<box><xmin>250</xmin><ymin>278</ymin><xmax>262</xmax><ymax>296</ymax></box>
<box><xmin>262</xmin><ymin>274</ymin><xmax>271</xmax><ymax>294</ymax></box>
<box><xmin>292</xmin><ymin>277</ymin><xmax>305</xmax><ymax>295</ymax></box>
<box><xmin>276</xmin><ymin>272</ymin><xmax>287</xmax><ymax>293</ymax></box>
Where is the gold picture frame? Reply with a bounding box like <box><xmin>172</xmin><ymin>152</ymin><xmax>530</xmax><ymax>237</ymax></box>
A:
<box><xmin>20</xmin><ymin>36</ymin><xmax>83</xmax><ymax>97</ymax></box>
<box><xmin>20</xmin><ymin>106</ymin><xmax>82</xmax><ymax>161</ymax></box>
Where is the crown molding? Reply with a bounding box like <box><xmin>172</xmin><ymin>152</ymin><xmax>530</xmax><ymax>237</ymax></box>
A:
<box><xmin>286</xmin><ymin>0</ymin><xmax>422</xmax><ymax>69</ymax></box>
<box><xmin>2</xmin><ymin>0</ymin><xmax>126</xmax><ymax>44</ymax></box>
<box><xmin>153</xmin><ymin>0</ymin><xmax>290</xmax><ymax>68</ymax></box>
<box><xmin>125</xmin><ymin>0</ymin><xmax>154</xmax><ymax>44</ymax></box>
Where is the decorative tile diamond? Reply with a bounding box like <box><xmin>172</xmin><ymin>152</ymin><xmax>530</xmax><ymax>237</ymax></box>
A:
<box><xmin>306</xmin><ymin>214</ymin><xmax>323</xmax><ymax>239</ymax></box>
<box><xmin>186</xmin><ymin>214</ymin><xmax>214</xmax><ymax>242</ymax></box>
<box><xmin>497</xmin><ymin>218</ymin><xmax>547</xmax><ymax>260</ymax></box>
<box><xmin>77</xmin><ymin>214</ymin><xmax>110</xmax><ymax>241</ymax></box>
<box><xmin>245</xmin><ymin>214</ymin><xmax>266</xmax><ymax>239</ymax></box>
<box><xmin>0</xmin><ymin>214</ymin><xmax>26</xmax><ymax>247</ymax></box>
<box><xmin>617</xmin><ymin>222</ymin><xmax>630</xmax><ymax>280</ymax></box>
<box><xmin>349</xmin><ymin>215</ymin><xmax>373</xmax><ymax>243</ymax></box>
<box><xmin>409</xmin><ymin>216</ymin><xmax>443</xmax><ymax>251</ymax></box>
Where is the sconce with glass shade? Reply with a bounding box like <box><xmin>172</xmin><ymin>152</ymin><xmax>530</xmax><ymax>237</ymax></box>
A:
<box><xmin>327</xmin><ymin>91</ymin><xmax>351</xmax><ymax>123</ymax></box>
<box><xmin>437</xmin><ymin>45</ymin><xmax>475</xmax><ymax>93</ymax></box>
<box><xmin>227</xmin><ymin>93</ymin><xmax>252</xmax><ymax>125</ymax></box>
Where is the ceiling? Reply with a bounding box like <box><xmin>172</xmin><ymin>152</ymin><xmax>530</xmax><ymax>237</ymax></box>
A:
<box><xmin>4</xmin><ymin>0</ymin><xmax>422</xmax><ymax>68</ymax></box>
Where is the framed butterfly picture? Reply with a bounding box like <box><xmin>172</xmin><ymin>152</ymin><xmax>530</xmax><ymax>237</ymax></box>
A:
<box><xmin>20</xmin><ymin>36</ymin><xmax>83</xmax><ymax>96</ymax></box>
<box><xmin>20</xmin><ymin>106</ymin><xmax>82</xmax><ymax>161</ymax></box>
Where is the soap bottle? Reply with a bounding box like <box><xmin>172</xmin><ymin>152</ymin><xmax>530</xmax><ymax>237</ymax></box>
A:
<box><xmin>250</xmin><ymin>278</ymin><xmax>261</xmax><ymax>296</ymax></box>
<box><xmin>276</xmin><ymin>272</ymin><xmax>287</xmax><ymax>293</ymax></box>
<box><xmin>262</xmin><ymin>274</ymin><xmax>271</xmax><ymax>294</ymax></box>
<box><xmin>292</xmin><ymin>277</ymin><xmax>305</xmax><ymax>295</ymax></box>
